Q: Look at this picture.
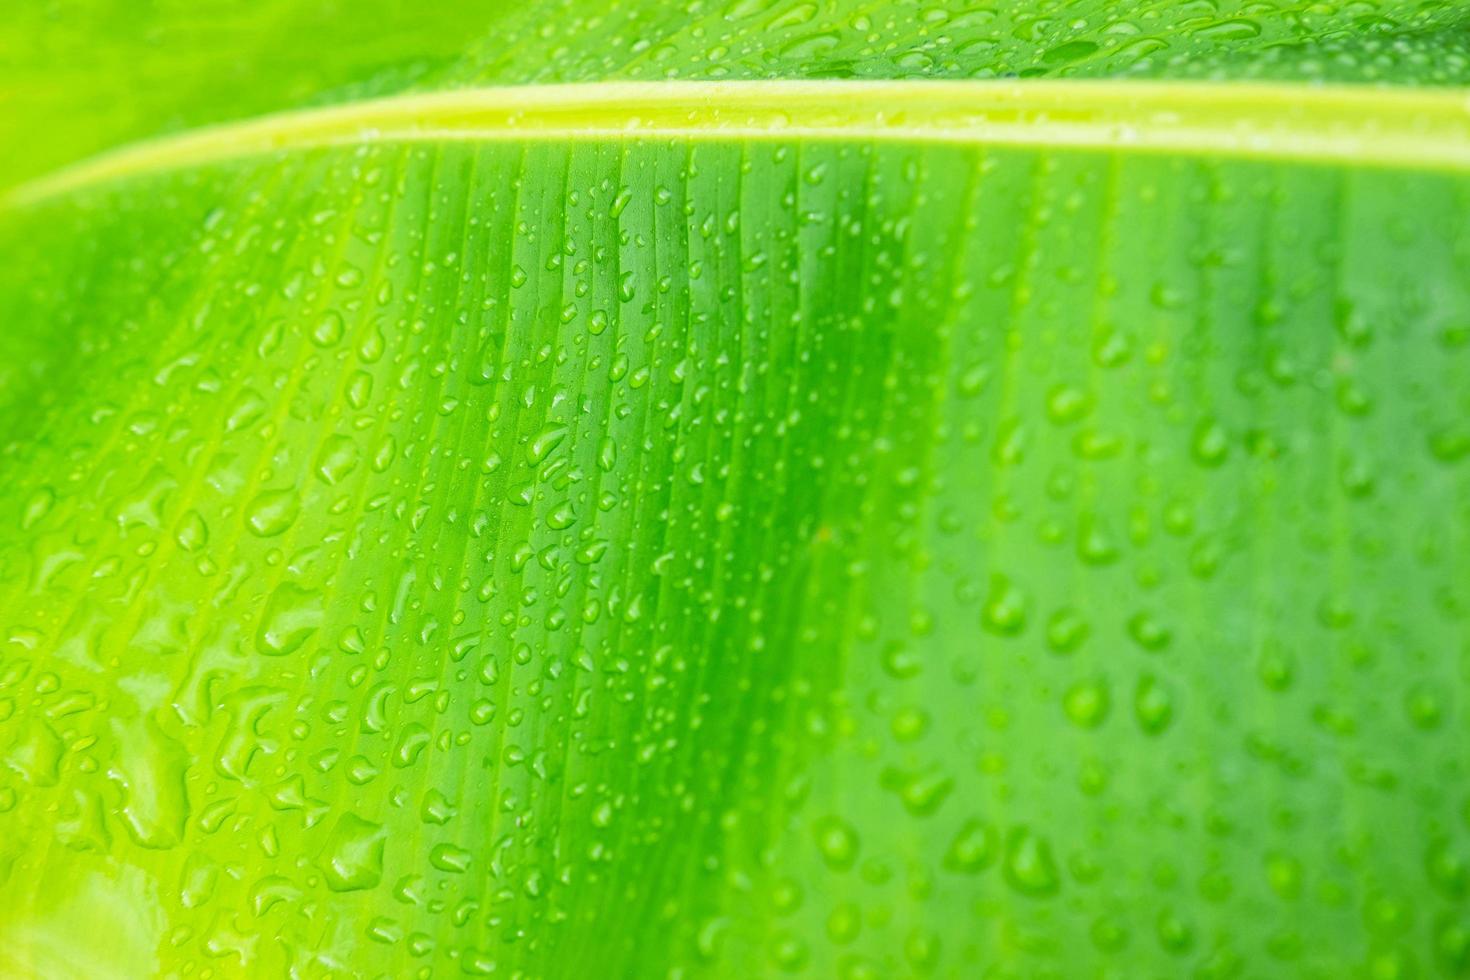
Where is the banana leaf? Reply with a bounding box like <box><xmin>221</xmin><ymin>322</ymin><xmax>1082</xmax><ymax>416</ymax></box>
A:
<box><xmin>2</xmin><ymin>1</ymin><xmax>1469</xmax><ymax>977</ymax></box>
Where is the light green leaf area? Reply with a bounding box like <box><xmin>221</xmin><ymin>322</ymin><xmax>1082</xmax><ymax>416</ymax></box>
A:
<box><xmin>2</xmin><ymin>3</ymin><xmax>1470</xmax><ymax>980</ymax></box>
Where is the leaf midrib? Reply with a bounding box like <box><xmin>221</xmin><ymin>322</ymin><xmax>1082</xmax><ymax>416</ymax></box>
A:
<box><xmin>9</xmin><ymin>78</ymin><xmax>1470</xmax><ymax>206</ymax></box>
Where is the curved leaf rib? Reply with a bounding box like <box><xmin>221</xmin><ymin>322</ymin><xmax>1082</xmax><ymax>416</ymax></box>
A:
<box><xmin>12</xmin><ymin>79</ymin><xmax>1470</xmax><ymax>207</ymax></box>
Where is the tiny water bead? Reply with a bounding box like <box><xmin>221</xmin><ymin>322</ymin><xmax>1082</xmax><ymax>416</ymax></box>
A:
<box><xmin>815</xmin><ymin>816</ymin><xmax>861</xmax><ymax>871</ymax></box>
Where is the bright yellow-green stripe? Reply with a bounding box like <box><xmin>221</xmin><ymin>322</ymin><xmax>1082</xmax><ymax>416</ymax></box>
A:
<box><xmin>9</xmin><ymin>79</ymin><xmax>1470</xmax><ymax>205</ymax></box>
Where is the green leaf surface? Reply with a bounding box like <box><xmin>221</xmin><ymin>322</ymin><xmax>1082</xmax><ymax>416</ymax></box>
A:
<box><xmin>2</xmin><ymin>3</ymin><xmax>1470</xmax><ymax>978</ymax></box>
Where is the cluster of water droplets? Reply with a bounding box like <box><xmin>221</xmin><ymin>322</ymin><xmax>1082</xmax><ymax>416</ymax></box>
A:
<box><xmin>0</xmin><ymin>65</ymin><xmax>1467</xmax><ymax>980</ymax></box>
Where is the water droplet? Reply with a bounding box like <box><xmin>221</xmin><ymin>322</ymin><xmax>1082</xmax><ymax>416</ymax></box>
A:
<box><xmin>256</xmin><ymin>583</ymin><xmax>323</xmax><ymax>656</ymax></box>
<box><xmin>814</xmin><ymin>816</ymin><xmax>859</xmax><ymax>871</ymax></box>
<box><xmin>312</xmin><ymin>310</ymin><xmax>345</xmax><ymax>347</ymax></box>
<box><xmin>245</xmin><ymin>490</ymin><xmax>300</xmax><ymax>537</ymax></box>
<box><xmin>319</xmin><ymin>813</ymin><xmax>385</xmax><ymax>891</ymax></box>
<box><xmin>1063</xmin><ymin>679</ymin><xmax>1110</xmax><ymax>728</ymax></box>
<box><xmin>943</xmin><ymin>819</ymin><xmax>998</xmax><ymax>873</ymax></box>
<box><xmin>315</xmin><ymin>435</ymin><xmax>361</xmax><ymax>485</ymax></box>
<box><xmin>1134</xmin><ymin>673</ymin><xmax>1175</xmax><ymax>734</ymax></box>
<box><xmin>1004</xmin><ymin>828</ymin><xmax>1060</xmax><ymax>896</ymax></box>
